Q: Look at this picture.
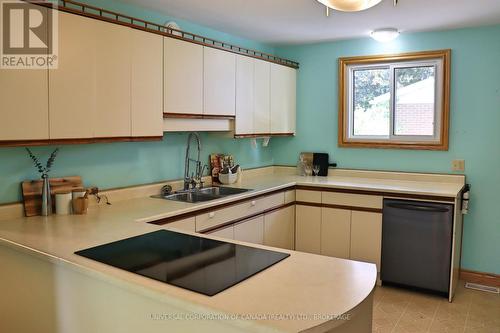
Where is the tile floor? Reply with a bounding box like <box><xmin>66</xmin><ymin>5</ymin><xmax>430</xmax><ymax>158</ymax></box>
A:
<box><xmin>372</xmin><ymin>282</ymin><xmax>500</xmax><ymax>333</ymax></box>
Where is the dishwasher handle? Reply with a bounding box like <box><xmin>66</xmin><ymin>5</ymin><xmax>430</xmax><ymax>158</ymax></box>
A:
<box><xmin>386</xmin><ymin>202</ymin><xmax>450</xmax><ymax>213</ymax></box>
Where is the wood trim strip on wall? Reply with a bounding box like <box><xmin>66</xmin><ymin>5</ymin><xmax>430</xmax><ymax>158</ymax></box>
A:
<box><xmin>295</xmin><ymin>185</ymin><xmax>456</xmax><ymax>202</ymax></box>
<box><xmin>0</xmin><ymin>136</ymin><xmax>163</xmax><ymax>148</ymax></box>
<box><xmin>25</xmin><ymin>0</ymin><xmax>299</xmax><ymax>69</ymax></box>
<box><xmin>460</xmin><ymin>269</ymin><xmax>500</xmax><ymax>288</ymax></box>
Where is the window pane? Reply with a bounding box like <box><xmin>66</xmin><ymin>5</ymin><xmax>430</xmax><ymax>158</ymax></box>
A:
<box><xmin>394</xmin><ymin>66</ymin><xmax>436</xmax><ymax>136</ymax></box>
<box><xmin>352</xmin><ymin>68</ymin><xmax>390</xmax><ymax>136</ymax></box>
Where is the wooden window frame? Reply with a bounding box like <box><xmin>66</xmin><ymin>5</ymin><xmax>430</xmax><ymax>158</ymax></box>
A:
<box><xmin>338</xmin><ymin>49</ymin><xmax>451</xmax><ymax>150</ymax></box>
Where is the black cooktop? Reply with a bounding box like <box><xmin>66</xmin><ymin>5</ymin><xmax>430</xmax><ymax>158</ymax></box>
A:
<box><xmin>75</xmin><ymin>230</ymin><xmax>289</xmax><ymax>296</ymax></box>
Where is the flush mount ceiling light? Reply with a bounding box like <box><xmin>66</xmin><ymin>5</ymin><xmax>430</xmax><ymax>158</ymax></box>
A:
<box><xmin>370</xmin><ymin>28</ymin><xmax>400</xmax><ymax>42</ymax></box>
<box><xmin>317</xmin><ymin>0</ymin><xmax>383</xmax><ymax>12</ymax></box>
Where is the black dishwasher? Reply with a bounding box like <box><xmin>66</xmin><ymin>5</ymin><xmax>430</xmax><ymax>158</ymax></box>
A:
<box><xmin>381</xmin><ymin>199</ymin><xmax>453</xmax><ymax>295</ymax></box>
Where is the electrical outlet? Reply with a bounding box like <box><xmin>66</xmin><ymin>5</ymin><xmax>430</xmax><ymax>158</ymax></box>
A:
<box><xmin>452</xmin><ymin>159</ymin><xmax>465</xmax><ymax>172</ymax></box>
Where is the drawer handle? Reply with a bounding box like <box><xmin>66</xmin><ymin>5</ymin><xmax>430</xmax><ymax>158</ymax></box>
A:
<box><xmin>251</xmin><ymin>200</ymin><xmax>256</xmax><ymax>206</ymax></box>
<box><xmin>208</xmin><ymin>212</ymin><xmax>215</xmax><ymax>218</ymax></box>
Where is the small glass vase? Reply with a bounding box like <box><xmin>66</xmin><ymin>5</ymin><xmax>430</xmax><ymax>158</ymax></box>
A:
<box><xmin>41</xmin><ymin>174</ymin><xmax>52</xmax><ymax>216</ymax></box>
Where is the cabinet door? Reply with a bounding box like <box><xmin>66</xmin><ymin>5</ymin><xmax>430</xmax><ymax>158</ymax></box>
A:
<box><xmin>234</xmin><ymin>216</ymin><xmax>264</xmax><ymax>245</ymax></box>
<box><xmin>131</xmin><ymin>29</ymin><xmax>163</xmax><ymax>137</ymax></box>
<box><xmin>321</xmin><ymin>208</ymin><xmax>351</xmax><ymax>259</ymax></box>
<box><xmin>270</xmin><ymin>63</ymin><xmax>296</xmax><ymax>134</ymax></box>
<box><xmin>0</xmin><ymin>66</ymin><xmax>48</xmax><ymax>141</ymax></box>
<box><xmin>49</xmin><ymin>12</ymin><xmax>96</xmax><ymax>139</ymax></box>
<box><xmin>264</xmin><ymin>206</ymin><xmax>295</xmax><ymax>250</ymax></box>
<box><xmin>164</xmin><ymin>38</ymin><xmax>203</xmax><ymax>115</ymax></box>
<box><xmin>235</xmin><ymin>55</ymin><xmax>254</xmax><ymax>135</ymax></box>
<box><xmin>162</xmin><ymin>218</ymin><xmax>196</xmax><ymax>232</ymax></box>
<box><xmin>350</xmin><ymin>211</ymin><xmax>382</xmax><ymax>271</ymax></box>
<box><xmin>203</xmin><ymin>47</ymin><xmax>236</xmax><ymax>116</ymax></box>
<box><xmin>94</xmin><ymin>20</ymin><xmax>131</xmax><ymax>138</ymax></box>
<box><xmin>209</xmin><ymin>226</ymin><xmax>234</xmax><ymax>240</ymax></box>
<box><xmin>295</xmin><ymin>205</ymin><xmax>321</xmax><ymax>254</ymax></box>
<box><xmin>254</xmin><ymin>59</ymin><xmax>271</xmax><ymax>134</ymax></box>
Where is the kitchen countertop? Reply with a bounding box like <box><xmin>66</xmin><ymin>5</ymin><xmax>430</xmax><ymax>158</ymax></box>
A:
<box><xmin>0</xmin><ymin>168</ymin><xmax>465</xmax><ymax>332</ymax></box>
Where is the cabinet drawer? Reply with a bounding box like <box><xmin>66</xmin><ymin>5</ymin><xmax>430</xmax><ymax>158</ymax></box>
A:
<box><xmin>322</xmin><ymin>192</ymin><xmax>382</xmax><ymax>209</ymax></box>
<box><xmin>162</xmin><ymin>217</ymin><xmax>196</xmax><ymax>232</ymax></box>
<box><xmin>296</xmin><ymin>190</ymin><xmax>321</xmax><ymax>203</ymax></box>
<box><xmin>196</xmin><ymin>192</ymin><xmax>285</xmax><ymax>232</ymax></box>
<box><xmin>284</xmin><ymin>190</ymin><xmax>296</xmax><ymax>204</ymax></box>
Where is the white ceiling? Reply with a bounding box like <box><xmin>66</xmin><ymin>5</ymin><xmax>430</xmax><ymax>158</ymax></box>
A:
<box><xmin>122</xmin><ymin>0</ymin><xmax>500</xmax><ymax>45</ymax></box>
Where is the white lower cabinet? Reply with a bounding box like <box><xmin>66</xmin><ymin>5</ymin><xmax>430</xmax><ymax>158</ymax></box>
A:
<box><xmin>295</xmin><ymin>205</ymin><xmax>321</xmax><ymax>254</ymax></box>
<box><xmin>320</xmin><ymin>208</ymin><xmax>351</xmax><ymax>259</ymax></box>
<box><xmin>264</xmin><ymin>206</ymin><xmax>295</xmax><ymax>250</ymax></box>
<box><xmin>209</xmin><ymin>225</ymin><xmax>235</xmax><ymax>240</ymax></box>
<box><xmin>350</xmin><ymin>211</ymin><xmax>382</xmax><ymax>271</ymax></box>
<box><xmin>234</xmin><ymin>216</ymin><xmax>264</xmax><ymax>244</ymax></box>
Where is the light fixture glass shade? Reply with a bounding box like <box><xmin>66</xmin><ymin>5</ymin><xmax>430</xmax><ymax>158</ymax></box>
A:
<box><xmin>317</xmin><ymin>0</ymin><xmax>382</xmax><ymax>12</ymax></box>
<box><xmin>370</xmin><ymin>28</ymin><xmax>400</xmax><ymax>42</ymax></box>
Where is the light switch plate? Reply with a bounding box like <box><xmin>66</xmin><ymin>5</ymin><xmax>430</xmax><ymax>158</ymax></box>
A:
<box><xmin>452</xmin><ymin>159</ymin><xmax>465</xmax><ymax>172</ymax></box>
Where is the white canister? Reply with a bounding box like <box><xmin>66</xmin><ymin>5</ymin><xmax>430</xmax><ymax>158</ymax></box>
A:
<box><xmin>55</xmin><ymin>191</ymin><xmax>72</xmax><ymax>215</ymax></box>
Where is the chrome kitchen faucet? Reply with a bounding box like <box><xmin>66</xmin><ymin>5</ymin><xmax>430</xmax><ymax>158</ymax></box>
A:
<box><xmin>183</xmin><ymin>132</ymin><xmax>206</xmax><ymax>191</ymax></box>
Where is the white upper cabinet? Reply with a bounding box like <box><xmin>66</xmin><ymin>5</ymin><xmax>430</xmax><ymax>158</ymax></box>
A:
<box><xmin>50</xmin><ymin>13</ymin><xmax>135</xmax><ymax>139</ymax></box>
<box><xmin>270</xmin><ymin>63</ymin><xmax>296</xmax><ymax>134</ymax></box>
<box><xmin>131</xmin><ymin>29</ymin><xmax>163</xmax><ymax>137</ymax></box>
<box><xmin>253</xmin><ymin>59</ymin><xmax>271</xmax><ymax>134</ymax></box>
<box><xmin>0</xmin><ymin>63</ymin><xmax>49</xmax><ymax>141</ymax></box>
<box><xmin>203</xmin><ymin>47</ymin><xmax>236</xmax><ymax>116</ymax></box>
<box><xmin>235</xmin><ymin>55</ymin><xmax>254</xmax><ymax>135</ymax></box>
<box><xmin>93</xmin><ymin>20</ymin><xmax>131</xmax><ymax>138</ymax></box>
<box><xmin>235</xmin><ymin>56</ymin><xmax>271</xmax><ymax>136</ymax></box>
<box><xmin>164</xmin><ymin>38</ymin><xmax>203</xmax><ymax>115</ymax></box>
<box><xmin>49</xmin><ymin>12</ymin><xmax>96</xmax><ymax>139</ymax></box>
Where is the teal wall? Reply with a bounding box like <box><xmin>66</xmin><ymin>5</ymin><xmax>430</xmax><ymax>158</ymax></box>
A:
<box><xmin>0</xmin><ymin>0</ymin><xmax>276</xmax><ymax>204</ymax></box>
<box><xmin>0</xmin><ymin>133</ymin><xmax>272</xmax><ymax>203</ymax></box>
<box><xmin>272</xmin><ymin>25</ymin><xmax>500</xmax><ymax>274</ymax></box>
<box><xmin>1</xmin><ymin>0</ymin><xmax>498</xmax><ymax>275</ymax></box>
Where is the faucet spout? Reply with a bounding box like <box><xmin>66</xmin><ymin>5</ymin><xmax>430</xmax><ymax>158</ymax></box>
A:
<box><xmin>184</xmin><ymin>132</ymin><xmax>202</xmax><ymax>191</ymax></box>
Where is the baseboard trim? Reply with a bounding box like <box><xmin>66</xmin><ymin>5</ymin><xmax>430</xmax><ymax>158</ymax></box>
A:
<box><xmin>460</xmin><ymin>269</ymin><xmax>500</xmax><ymax>287</ymax></box>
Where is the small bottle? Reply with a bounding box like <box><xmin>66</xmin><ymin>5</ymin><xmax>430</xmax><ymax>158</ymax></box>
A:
<box><xmin>297</xmin><ymin>155</ymin><xmax>306</xmax><ymax>176</ymax></box>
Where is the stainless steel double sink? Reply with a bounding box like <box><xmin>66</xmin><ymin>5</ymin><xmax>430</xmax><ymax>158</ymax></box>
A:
<box><xmin>152</xmin><ymin>186</ymin><xmax>251</xmax><ymax>203</ymax></box>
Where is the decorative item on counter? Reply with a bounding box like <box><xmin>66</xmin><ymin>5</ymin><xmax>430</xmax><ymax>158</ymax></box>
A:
<box><xmin>25</xmin><ymin>148</ymin><xmax>59</xmax><ymax>216</ymax></box>
<box><xmin>87</xmin><ymin>186</ymin><xmax>112</xmax><ymax>205</ymax></box>
<box><xmin>210</xmin><ymin>153</ymin><xmax>235</xmax><ymax>183</ymax></box>
<box><xmin>72</xmin><ymin>189</ymin><xmax>89</xmax><ymax>215</ymax></box>
<box><xmin>21</xmin><ymin>176</ymin><xmax>84</xmax><ymax>217</ymax></box>
<box><xmin>55</xmin><ymin>191</ymin><xmax>72</xmax><ymax>215</ymax></box>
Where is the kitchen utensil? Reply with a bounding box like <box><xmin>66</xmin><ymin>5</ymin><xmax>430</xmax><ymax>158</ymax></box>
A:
<box><xmin>72</xmin><ymin>190</ymin><xmax>89</xmax><ymax>215</ymax></box>
<box><xmin>219</xmin><ymin>172</ymin><xmax>238</xmax><ymax>184</ymax></box>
